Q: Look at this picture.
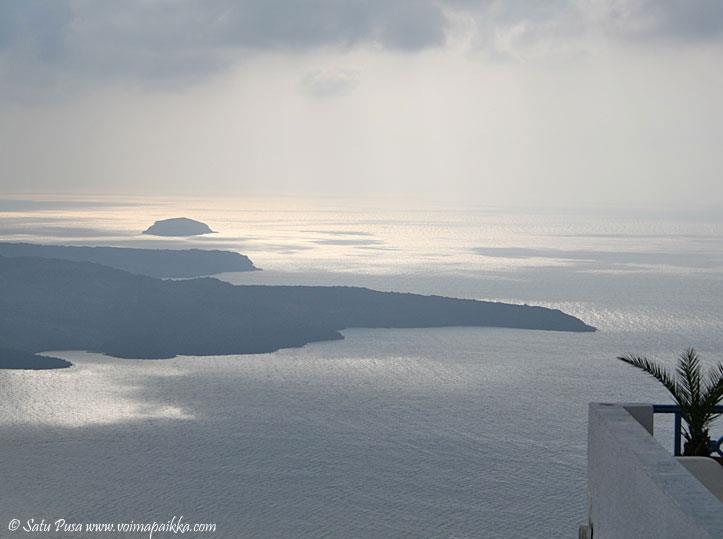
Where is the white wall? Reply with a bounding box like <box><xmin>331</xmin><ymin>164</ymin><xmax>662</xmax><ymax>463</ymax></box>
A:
<box><xmin>587</xmin><ymin>403</ymin><xmax>723</xmax><ymax>539</ymax></box>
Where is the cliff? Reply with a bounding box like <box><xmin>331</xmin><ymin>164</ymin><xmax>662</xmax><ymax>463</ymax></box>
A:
<box><xmin>0</xmin><ymin>256</ymin><xmax>594</xmax><ymax>366</ymax></box>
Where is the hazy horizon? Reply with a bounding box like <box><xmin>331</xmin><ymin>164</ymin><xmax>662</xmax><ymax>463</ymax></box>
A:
<box><xmin>2</xmin><ymin>192</ymin><xmax>723</xmax><ymax>217</ymax></box>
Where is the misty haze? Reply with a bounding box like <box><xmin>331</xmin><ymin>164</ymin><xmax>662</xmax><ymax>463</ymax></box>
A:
<box><xmin>1</xmin><ymin>2</ymin><xmax>723</xmax><ymax>538</ymax></box>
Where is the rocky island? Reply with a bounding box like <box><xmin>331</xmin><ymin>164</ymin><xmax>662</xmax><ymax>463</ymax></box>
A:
<box><xmin>143</xmin><ymin>217</ymin><xmax>215</xmax><ymax>237</ymax></box>
<box><xmin>0</xmin><ymin>255</ymin><xmax>595</xmax><ymax>368</ymax></box>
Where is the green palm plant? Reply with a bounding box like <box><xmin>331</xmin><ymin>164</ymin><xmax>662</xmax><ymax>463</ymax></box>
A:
<box><xmin>618</xmin><ymin>348</ymin><xmax>723</xmax><ymax>456</ymax></box>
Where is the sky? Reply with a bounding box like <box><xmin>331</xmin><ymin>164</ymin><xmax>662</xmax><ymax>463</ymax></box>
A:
<box><xmin>1</xmin><ymin>0</ymin><xmax>723</xmax><ymax>208</ymax></box>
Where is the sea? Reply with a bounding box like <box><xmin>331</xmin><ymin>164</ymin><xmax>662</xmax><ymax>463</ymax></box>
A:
<box><xmin>1</xmin><ymin>194</ymin><xmax>722</xmax><ymax>538</ymax></box>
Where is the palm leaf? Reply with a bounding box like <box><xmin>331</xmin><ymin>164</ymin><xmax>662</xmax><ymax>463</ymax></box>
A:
<box><xmin>618</xmin><ymin>349</ymin><xmax>723</xmax><ymax>456</ymax></box>
<box><xmin>677</xmin><ymin>348</ymin><xmax>702</xmax><ymax>409</ymax></box>
<box><xmin>702</xmin><ymin>362</ymin><xmax>723</xmax><ymax>421</ymax></box>
<box><xmin>617</xmin><ymin>354</ymin><xmax>684</xmax><ymax>405</ymax></box>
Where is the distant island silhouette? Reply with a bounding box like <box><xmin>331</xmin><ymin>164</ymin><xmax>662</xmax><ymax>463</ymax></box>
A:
<box><xmin>0</xmin><ymin>255</ymin><xmax>595</xmax><ymax>368</ymax></box>
<box><xmin>143</xmin><ymin>217</ymin><xmax>215</xmax><ymax>236</ymax></box>
<box><xmin>0</xmin><ymin>347</ymin><xmax>70</xmax><ymax>370</ymax></box>
<box><xmin>0</xmin><ymin>242</ymin><xmax>256</xmax><ymax>278</ymax></box>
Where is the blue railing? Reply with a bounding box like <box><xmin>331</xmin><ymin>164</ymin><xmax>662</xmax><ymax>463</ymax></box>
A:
<box><xmin>653</xmin><ymin>404</ymin><xmax>723</xmax><ymax>456</ymax></box>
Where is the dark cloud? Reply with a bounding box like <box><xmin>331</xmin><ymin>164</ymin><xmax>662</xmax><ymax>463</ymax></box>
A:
<box><xmin>0</xmin><ymin>0</ymin><xmax>71</xmax><ymax>61</ymax></box>
<box><xmin>622</xmin><ymin>0</ymin><xmax>723</xmax><ymax>40</ymax></box>
<box><xmin>448</xmin><ymin>0</ymin><xmax>723</xmax><ymax>38</ymax></box>
<box><xmin>449</xmin><ymin>1</ymin><xmax>723</xmax><ymax>61</ymax></box>
<box><xmin>0</xmin><ymin>0</ymin><xmax>448</xmax><ymax>87</ymax></box>
<box><xmin>1</xmin><ymin>1</ymin><xmax>722</xmax><ymax>91</ymax></box>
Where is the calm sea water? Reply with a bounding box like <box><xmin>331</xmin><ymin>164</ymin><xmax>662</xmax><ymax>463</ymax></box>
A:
<box><xmin>1</xmin><ymin>195</ymin><xmax>723</xmax><ymax>537</ymax></box>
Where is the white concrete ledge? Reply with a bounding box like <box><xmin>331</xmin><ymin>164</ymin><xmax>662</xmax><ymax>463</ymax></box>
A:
<box><xmin>677</xmin><ymin>457</ymin><xmax>723</xmax><ymax>502</ymax></box>
<box><xmin>587</xmin><ymin>402</ymin><xmax>723</xmax><ymax>539</ymax></box>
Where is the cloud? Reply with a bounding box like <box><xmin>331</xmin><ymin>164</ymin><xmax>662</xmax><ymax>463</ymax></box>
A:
<box><xmin>445</xmin><ymin>1</ymin><xmax>723</xmax><ymax>61</ymax></box>
<box><xmin>1</xmin><ymin>0</ymin><xmax>722</xmax><ymax>94</ymax></box>
<box><xmin>0</xmin><ymin>0</ymin><xmax>448</xmax><ymax>89</ymax></box>
<box><xmin>300</xmin><ymin>68</ymin><xmax>359</xmax><ymax>98</ymax></box>
<box><xmin>0</xmin><ymin>1</ymin><xmax>71</xmax><ymax>59</ymax></box>
<box><xmin>582</xmin><ymin>0</ymin><xmax>723</xmax><ymax>41</ymax></box>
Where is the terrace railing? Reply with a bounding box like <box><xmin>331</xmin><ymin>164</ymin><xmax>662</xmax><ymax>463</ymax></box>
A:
<box><xmin>653</xmin><ymin>404</ymin><xmax>723</xmax><ymax>456</ymax></box>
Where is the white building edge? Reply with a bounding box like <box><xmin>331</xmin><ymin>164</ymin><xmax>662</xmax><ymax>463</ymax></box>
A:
<box><xmin>581</xmin><ymin>403</ymin><xmax>723</xmax><ymax>539</ymax></box>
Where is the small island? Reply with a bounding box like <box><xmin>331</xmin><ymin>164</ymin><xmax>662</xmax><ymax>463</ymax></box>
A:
<box><xmin>143</xmin><ymin>217</ymin><xmax>215</xmax><ymax>237</ymax></box>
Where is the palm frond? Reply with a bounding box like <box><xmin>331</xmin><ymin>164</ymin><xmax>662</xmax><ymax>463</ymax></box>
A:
<box><xmin>702</xmin><ymin>362</ymin><xmax>723</xmax><ymax>421</ymax></box>
<box><xmin>618</xmin><ymin>349</ymin><xmax>723</xmax><ymax>456</ymax></box>
<box><xmin>677</xmin><ymin>348</ymin><xmax>702</xmax><ymax>408</ymax></box>
<box><xmin>617</xmin><ymin>354</ymin><xmax>684</xmax><ymax>406</ymax></box>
